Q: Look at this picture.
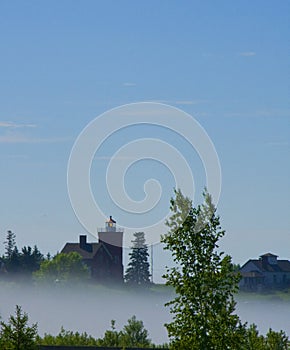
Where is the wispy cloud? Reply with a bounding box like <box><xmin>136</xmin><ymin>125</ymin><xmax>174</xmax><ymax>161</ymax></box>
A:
<box><xmin>0</xmin><ymin>121</ymin><xmax>37</xmax><ymax>128</ymax></box>
<box><xmin>225</xmin><ymin>109</ymin><xmax>290</xmax><ymax>118</ymax></box>
<box><xmin>93</xmin><ymin>155</ymin><xmax>140</xmax><ymax>161</ymax></box>
<box><xmin>0</xmin><ymin>135</ymin><xmax>70</xmax><ymax>144</ymax></box>
<box><xmin>238</xmin><ymin>51</ymin><xmax>256</xmax><ymax>57</ymax></box>
<box><xmin>175</xmin><ymin>99</ymin><xmax>208</xmax><ymax>106</ymax></box>
<box><xmin>174</xmin><ymin>100</ymin><xmax>195</xmax><ymax>105</ymax></box>
<box><xmin>147</xmin><ymin>99</ymin><xmax>208</xmax><ymax>106</ymax></box>
<box><xmin>0</xmin><ymin>121</ymin><xmax>70</xmax><ymax>143</ymax></box>
<box><xmin>122</xmin><ymin>82</ymin><xmax>137</xmax><ymax>87</ymax></box>
<box><xmin>0</xmin><ymin>154</ymin><xmax>29</xmax><ymax>160</ymax></box>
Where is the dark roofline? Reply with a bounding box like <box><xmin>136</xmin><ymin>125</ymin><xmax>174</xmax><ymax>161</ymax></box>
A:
<box><xmin>240</xmin><ymin>259</ymin><xmax>290</xmax><ymax>273</ymax></box>
<box><xmin>260</xmin><ymin>253</ymin><xmax>278</xmax><ymax>258</ymax></box>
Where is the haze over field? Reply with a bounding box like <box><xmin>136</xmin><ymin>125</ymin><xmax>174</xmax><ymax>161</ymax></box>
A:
<box><xmin>1</xmin><ymin>285</ymin><xmax>290</xmax><ymax>344</ymax></box>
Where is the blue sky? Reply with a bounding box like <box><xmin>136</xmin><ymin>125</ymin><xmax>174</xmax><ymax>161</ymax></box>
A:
<box><xmin>0</xmin><ymin>1</ymin><xmax>289</xmax><ymax>281</ymax></box>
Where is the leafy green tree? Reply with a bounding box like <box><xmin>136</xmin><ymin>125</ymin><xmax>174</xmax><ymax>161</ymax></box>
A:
<box><xmin>120</xmin><ymin>315</ymin><xmax>151</xmax><ymax>348</ymax></box>
<box><xmin>265</xmin><ymin>328</ymin><xmax>288</xmax><ymax>350</ymax></box>
<box><xmin>243</xmin><ymin>324</ymin><xmax>266</xmax><ymax>350</ymax></box>
<box><xmin>243</xmin><ymin>325</ymin><xmax>289</xmax><ymax>350</ymax></box>
<box><xmin>161</xmin><ymin>189</ymin><xmax>246</xmax><ymax>350</ymax></box>
<box><xmin>37</xmin><ymin>326</ymin><xmax>98</xmax><ymax>346</ymax></box>
<box><xmin>99</xmin><ymin>320</ymin><xmax>120</xmax><ymax>347</ymax></box>
<box><xmin>33</xmin><ymin>252</ymin><xmax>89</xmax><ymax>285</ymax></box>
<box><xmin>232</xmin><ymin>263</ymin><xmax>241</xmax><ymax>272</ymax></box>
<box><xmin>125</xmin><ymin>232</ymin><xmax>151</xmax><ymax>286</ymax></box>
<box><xmin>99</xmin><ymin>316</ymin><xmax>151</xmax><ymax>348</ymax></box>
<box><xmin>0</xmin><ymin>305</ymin><xmax>38</xmax><ymax>350</ymax></box>
<box><xmin>38</xmin><ymin>316</ymin><xmax>154</xmax><ymax>348</ymax></box>
<box><xmin>165</xmin><ymin>188</ymin><xmax>192</xmax><ymax>232</ymax></box>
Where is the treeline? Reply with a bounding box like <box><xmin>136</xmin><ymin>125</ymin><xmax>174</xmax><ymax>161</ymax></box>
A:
<box><xmin>0</xmin><ymin>230</ymin><xmax>152</xmax><ymax>287</ymax></box>
<box><xmin>0</xmin><ymin>305</ymin><xmax>289</xmax><ymax>350</ymax></box>
<box><xmin>0</xmin><ymin>230</ymin><xmax>100</xmax><ymax>284</ymax></box>
<box><xmin>0</xmin><ymin>305</ymin><xmax>168</xmax><ymax>349</ymax></box>
<box><xmin>0</xmin><ymin>230</ymin><xmax>46</xmax><ymax>280</ymax></box>
<box><xmin>0</xmin><ymin>232</ymin><xmax>99</xmax><ymax>285</ymax></box>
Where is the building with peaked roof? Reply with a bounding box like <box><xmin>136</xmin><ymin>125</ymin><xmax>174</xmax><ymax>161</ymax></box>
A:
<box><xmin>61</xmin><ymin>216</ymin><xmax>123</xmax><ymax>283</ymax></box>
<box><xmin>239</xmin><ymin>253</ymin><xmax>290</xmax><ymax>291</ymax></box>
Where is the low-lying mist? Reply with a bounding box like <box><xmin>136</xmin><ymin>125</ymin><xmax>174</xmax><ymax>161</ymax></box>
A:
<box><xmin>0</xmin><ymin>283</ymin><xmax>172</xmax><ymax>344</ymax></box>
<box><xmin>236</xmin><ymin>296</ymin><xmax>290</xmax><ymax>335</ymax></box>
<box><xmin>1</xmin><ymin>283</ymin><xmax>290</xmax><ymax>343</ymax></box>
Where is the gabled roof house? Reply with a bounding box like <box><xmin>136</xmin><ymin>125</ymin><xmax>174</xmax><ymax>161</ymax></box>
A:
<box><xmin>240</xmin><ymin>253</ymin><xmax>290</xmax><ymax>291</ymax></box>
<box><xmin>61</xmin><ymin>216</ymin><xmax>123</xmax><ymax>283</ymax></box>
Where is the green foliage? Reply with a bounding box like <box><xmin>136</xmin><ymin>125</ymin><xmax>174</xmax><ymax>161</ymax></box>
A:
<box><xmin>162</xmin><ymin>189</ymin><xmax>247</xmax><ymax>349</ymax></box>
<box><xmin>265</xmin><ymin>328</ymin><xmax>289</xmax><ymax>350</ymax></box>
<box><xmin>99</xmin><ymin>320</ymin><xmax>121</xmax><ymax>347</ymax></box>
<box><xmin>242</xmin><ymin>324</ymin><xmax>289</xmax><ymax>350</ymax></box>
<box><xmin>39</xmin><ymin>315</ymin><xmax>152</xmax><ymax>348</ymax></box>
<box><xmin>3</xmin><ymin>230</ymin><xmax>21</xmax><ymax>274</ymax></box>
<box><xmin>20</xmin><ymin>246</ymin><xmax>44</xmax><ymax>274</ymax></box>
<box><xmin>100</xmin><ymin>315</ymin><xmax>152</xmax><ymax>348</ymax></box>
<box><xmin>125</xmin><ymin>231</ymin><xmax>151</xmax><ymax>286</ymax></box>
<box><xmin>4</xmin><ymin>230</ymin><xmax>17</xmax><ymax>259</ymax></box>
<box><xmin>121</xmin><ymin>315</ymin><xmax>151</xmax><ymax>347</ymax></box>
<box><xmin>232</xmin><ymin>263</ymin><xmax>241</xmax><ymax>272</ymax></box>
<box><xmin>243</xmin><ymin>324</ymin><xmax>265</xmax><ymax>349</ymax></box>
<box><xmin>165</xmin><ymin>188</ymin><xmax>192</xmax><ymax>233</ymax></box>
<box><xmin>33</xmin><ymin>252</ymin><xmax>90</xmax><ymax>285</ymax></box>
<box><xmin>37</xmin><ymin>326</ymin><xmax>98</xmax><ymax>346</ymax></box>
<box><xmin>2</xmin><ymin>231</ymin><xmax>44</xmax><ymax>279</ymax></box>
<box><xmin>0</xmin><ymin>305</ymin><xmax>38</xmax><ymax>350</ymax></box>
<box><xmin>5</xmin><ymin>246</ymin><xmax>21</xmax><ymax>274</ymax></box>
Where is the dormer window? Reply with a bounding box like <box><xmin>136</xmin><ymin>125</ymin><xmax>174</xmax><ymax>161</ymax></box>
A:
<box><xmin>260</xmin><ymin>253</ymin><xmax>278</xmax><ymax>266</ymax></box>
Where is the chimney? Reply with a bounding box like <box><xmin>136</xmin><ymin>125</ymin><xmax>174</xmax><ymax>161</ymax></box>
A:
<box><xmin>79</xmin><ymin>235</ymin><xmax>92</xmax><ymax>252</ymax></box>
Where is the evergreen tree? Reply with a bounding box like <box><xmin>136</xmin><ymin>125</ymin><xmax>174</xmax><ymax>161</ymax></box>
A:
<box><xmin>20</xmin><ymin>245</ymin><xmax>44</xmax><ymax>274</ymax></box>
<box><xmin>2</xmin><ymin>231</ymin><xmax>44</xmax><ymax>278</ymax></box>
<box><xmin>6</xmin><ymin>247</ymin><xmax>21</xmax><ymax>274</ymax></box>
<box><xmin>125</xmin><ymin>232</ymin><xmax>151</xmax><ymax>286</ymax></box>
<box><xmin>4</xmin><ymin>230</ymin><xmax>16</xmax><ymax>259</ymax></box>
<box><xmin>0</xmin><ymin>305</ymin><xmax>38</xmax><ymax>350</ymax></box>
<box><xmin>3</xmin><ymin>230</ymin><xmax>21</xmax><ymax>275</ymax></box>
<box><xmin>162</xmin><ymin>189</ymin><xmax>246</xmax><ymax>350</ymax></box>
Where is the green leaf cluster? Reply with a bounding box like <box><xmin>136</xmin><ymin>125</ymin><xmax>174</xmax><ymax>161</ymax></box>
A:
<box><xmin>37</xmin><ymin>326</ymin><xmax>99</xmax><ymax>346</ymax></box>
<box><xmin>33</xmin><ymin>252</ymin><xmax>89</xmax><ymax>285</ymax></box>
<box><xmin>38</xmin><ymin>315</ymin><xmax>155</xmax><ymax>348</ymax></box>
<box><xmin>243</xmin><ymin>324</ymin><xmax>288</xmax><ymax>350</ymax></box>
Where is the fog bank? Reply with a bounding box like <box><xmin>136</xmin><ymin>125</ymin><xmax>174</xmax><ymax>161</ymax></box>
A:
<box><xmin>1</xmin><ymin>284</ymin><xmax>290</xmax><ymax>344</ymax></box>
